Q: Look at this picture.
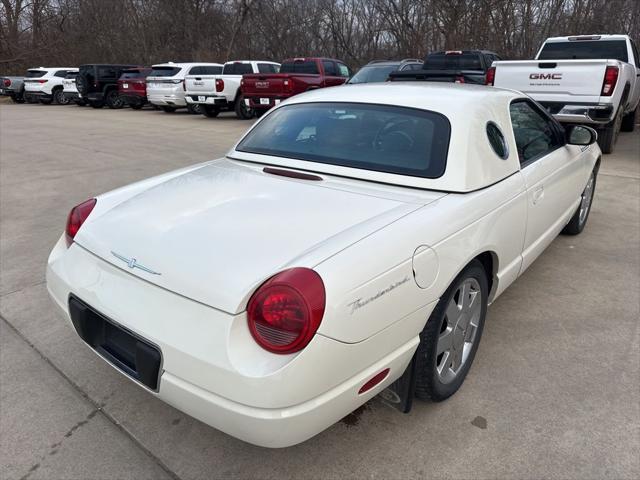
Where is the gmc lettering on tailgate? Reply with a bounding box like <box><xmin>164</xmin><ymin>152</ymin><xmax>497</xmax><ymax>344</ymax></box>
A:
<box><xmin>530</xmin><ymin>73</ymin><xmax>563</xmax><ymax>80</ymax></box>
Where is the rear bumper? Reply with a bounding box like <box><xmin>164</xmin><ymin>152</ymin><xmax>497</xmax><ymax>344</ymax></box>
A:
<box><xmin>24</xmin><ymin>91</ymin><xmax>52</xmax><ymax>100</ymax></box>
<box><xmin>46</xmin><ymin>237</ymin><xmax>426</xmax><ymax>447</ymax></box>
<box><xmin>185</xmin><ymin>94</ymin><xmax>229</xmax><ymax>106</ymax></box>
<box><xmin>540</xmin><ymin>101</ymin><xmax>615</xmax><ymax>125</ymax></box>
<box><xmin>148</xmin><ymin>93</ymin><xmax>186</xmax><ymax>107</ymax></box>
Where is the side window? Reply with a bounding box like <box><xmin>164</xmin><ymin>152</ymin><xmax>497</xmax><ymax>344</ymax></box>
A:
<box><xmin>201</xmin><ymin>66</ymin><xmax>222</xmax><ymax>74</ymax></box>
<box><xmin>54</xmin><ymin>70</ymin><xmax>69</xmax><ymax>78</ymax></box>
<box><xmin>486</xmin><ymin>122</ymin><xmax>508</xmax><ymax>159</ymax></box>
<box><xmin>258</xmin><ymin>63</ymin><xmax>279</xmax><ymax>73</ymax></box>
<box><xmin>336</xmin><ymin>62</ymin><xmax>350</xmax><ymax>77</ymax></box>
<box><xmin>322</xmin><ymin>60</ymin><xmax>338</xmax><ymax>76</ymax></box>
<box><xmin>509</xmin><ymin>100</ymin><xmax>563</xmax><ymax>164</ymax></box>
<box><xmin>98</xmin><ymin>67</ymin><xmax>116</xmax><ymax>78</ymax></box>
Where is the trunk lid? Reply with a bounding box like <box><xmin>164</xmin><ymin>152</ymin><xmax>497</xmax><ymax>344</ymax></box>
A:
<box><xmin>76</xmin><ymin>159</ymin><xmax>439</xmax><ymax>314</ymax></box>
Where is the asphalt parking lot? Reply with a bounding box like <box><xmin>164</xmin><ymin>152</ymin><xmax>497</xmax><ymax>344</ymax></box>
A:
<box><xmin>1</xmin><ymin>101</ymin><xmax>638</xmax><ymax>480</ymax></box>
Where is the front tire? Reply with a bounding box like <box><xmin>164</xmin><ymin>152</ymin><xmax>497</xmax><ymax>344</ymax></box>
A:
<box><xmin>202</xmin><ymin>105</ymin><xmax>220</xmax><ymax>117</ymax></box>
<box><xmin>621</xmin><ymin>106</ymin><xmax>637</xmax><ymax>132</ymax></box>
<box><xmin>234</xmin><ymin>95</ymin><xmax>254</xmax><ymax>119</ymax></box>
<box><xmin>562</xmin><ymin>170</ymin><xmax>597</xmax><ymax>235</ymax></box>
<box><xmin>415</xmin><ymin>260</ymin><xmax>488</xmax><ymax>402</ymax></box>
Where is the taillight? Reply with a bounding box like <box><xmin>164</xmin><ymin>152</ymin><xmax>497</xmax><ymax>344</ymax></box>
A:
<box><xmin>3</xmin><ymin>78</ymin><xmax>10</xmax><ymax>87</ymax></box>
<box><xmin>247</xmin><ymin>268</ymin><xmax>325</xmax><ymax>354</ymax></box>
<box><xmin>485</xmin><ymin>67</ymin><xmax>496</xmax><ymax>86</ymax></box>
<box><xmin>65</xmin><ymin>198</ymin><xmax>96</xmax><ymax>246</ymax></box>
<box><xmin>37</xmin><ymin>79</ymin><xmax>48</xmax><ymax>84</ymax></box>
<box><xmin>455</xmin><ymin>76</ymin><xmax>465</xmax><ymax>84</ymax></box>
<box><xmin>283</xmin><ymin>79</ymin><xmax>293</xmax><ymax>92</ymax></box>
<box><xmin>215</xmin><ymin>78</ymin><xmax>224</xmax><ymax>92</ymax></box>
<box><xmin>601</xmin><ymin>66</ymin><xmax>618</xmax><ymax>96</ymax></box>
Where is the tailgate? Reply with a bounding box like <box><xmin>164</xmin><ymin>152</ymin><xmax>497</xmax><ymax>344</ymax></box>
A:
<box><xmin>493</xmin><ymin>60</ymin><xmax>608</xmax><ymax>98</ymax></box>
<box><xmin>185</xmin><ymin>75</ymin><xmax>217</xmax><ymax>94</ymax></box>
<box><xmin>242</xmin><ymin>74</ymin><xmax>290</xmax><ymax>95</ymax></box>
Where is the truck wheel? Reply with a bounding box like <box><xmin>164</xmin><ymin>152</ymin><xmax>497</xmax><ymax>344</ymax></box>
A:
<box><xmin>597</xmin><ymin>108</ymin><xmax>623</xmax><ymax>154</ymax></box>
<box><xmin>53</xmin><ymin>88</ymin><xmax>69</xmax><ymax>105</ymax></box>
<box><xmin>234</xmin><ymin>95</ymin><xmax>254</xmax><ymax>120</ymax></box>
<box><xmin>162</xmin><ymin>106</ymin><xmax>176</xmax><ymax>113</ymax></box>
<box><xmin>187</xmin><ymin>104</ymin><xmax>202</xmax><ymax>114</ymax></box>
<box><xmin>414</xmin><ymin>260</ymin><xmax>488</xmax><ymax>402</ymax></box>
<box><xmin>621</xmin><ymin>106</ymin><xmax>637</xmax><ymax>132</ymax></box>
<box><xmin>202</xmin><ymin>105</ymin><xmax>220</xmax><ymax>118</ymax></box>
<box><xmin>105</xmin><ymin>90</ymin><xmax>124</xmax><ymax>109</ymax></box>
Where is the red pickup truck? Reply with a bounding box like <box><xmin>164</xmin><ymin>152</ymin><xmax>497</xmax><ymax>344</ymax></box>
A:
<box><xmin>241</xmin><ymin>57</ymin><xmax>350</xmax><ymax>113</ymax></box>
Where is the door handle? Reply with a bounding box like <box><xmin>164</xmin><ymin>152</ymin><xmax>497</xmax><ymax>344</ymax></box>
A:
<box><xmin>532</xmin><ymin>186</ymin><xmax>544</xmax><ymax>204</ymax></box>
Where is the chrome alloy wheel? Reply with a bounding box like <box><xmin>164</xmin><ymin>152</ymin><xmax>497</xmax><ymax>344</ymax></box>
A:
<box><xmin>436</xmin><ymin>278</ymin><xmax>482</xmax><ymax>384</ymax></box>
<box><xmin>578</xmin><ymin>173</ymin><xmax>595</xmax><ymax>225</ymax></box>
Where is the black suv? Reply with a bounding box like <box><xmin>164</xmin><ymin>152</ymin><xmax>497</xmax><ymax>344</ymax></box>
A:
<box><xmin>347</xmin><ymin>59</ymin><xmax>422</xmax><ymax>84</ymax></box>
<box><xmin>390</xmin><ymin>50</ymin><xmax>502</xmax><ymax>84</ymax></box>
<box><xmin>76</xmin><ymin>64</ymin><xmax>137</xmax><ymax>108</ymax></box>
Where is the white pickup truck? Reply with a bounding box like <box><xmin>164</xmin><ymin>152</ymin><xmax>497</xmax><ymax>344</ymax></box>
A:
<box><xmin>489</xmin><ymin>35</ymin><xmax>640</xmax><ymax>153</ymax></box>
<box><xmin>184</xmin><ymin>60</ymin><xmax>280</xmax><ymax>119</ymax></box>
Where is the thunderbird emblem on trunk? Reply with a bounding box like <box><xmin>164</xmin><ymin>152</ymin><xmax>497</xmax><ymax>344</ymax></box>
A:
<box><xmin>111</xmin><ymin>251</ymin><xmax>161</xmax><ymax>275</ymax></box>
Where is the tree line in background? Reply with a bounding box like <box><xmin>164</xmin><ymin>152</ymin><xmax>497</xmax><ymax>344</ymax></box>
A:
<box><xmin>1</xmin><ymin>0</ymin><xmax>638</xmax><ymax>74</ymax></box>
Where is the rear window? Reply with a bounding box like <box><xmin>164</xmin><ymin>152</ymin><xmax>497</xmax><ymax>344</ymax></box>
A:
<box><xmin>280</xmin><ymin>61</ymin><xmax>319</xmax><ymax>74</ymax></box>
<box><xmin>149</xmin><ymin>66</ymin><xmax>182</xmax><ymax>77</ymax></box>
<box><xmin>424</xmin><ymin>53</ymin><xmax>483</xmax><ymax>70</ymax></box>
<box><xmin>258</xmin><ymin>63</ymin><xmax>279</xmax><ymax>74</ymax></box>
<box><xmin>25</xmin><ymin>70</ymin><xmax>46</xmax><ymax>78</ymax></box>
<box><xmin>120</xmin><ymin>69</ymin><xmax>148</xmax><ymax>79</ymax></box>
<box><xmin>237</xmin><ymin>102</ymin><xmax>450</xmax><ymax>179</ymax></box>
<box><xmin>538</xmin><ymin>40</ymin><xmax>628</xmax><ymax>62</ymax></box>
<box><xmin>222</xmin><ymin>63</ymin><xmax>253</xmax><ymax>75</ymax></box>
<box><xmin>189</xmin><ymin>65</ymin><xmax>223</xmax><ymax>75</ymax></box>
<box><xmin>348</xmin><ymin>65</ymin><xmax>399</xmax><ymax>84</ymax></box>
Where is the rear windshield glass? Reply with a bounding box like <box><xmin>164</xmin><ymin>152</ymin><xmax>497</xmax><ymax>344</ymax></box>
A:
<box><xmin>223</xmin><ymin>63</ymin><xmax>254</xmax><ymax>75</ymax></box>
<box><xmin>26</xmin><ymin>70</ymin><xmax>47</xmax><ymax>78</ymax></box>
<box><xmin>149</xmin><ymin>66</ymin><xmax>182</xmax><ymax>77</ymax></box>
<box><xmin>348</xmin><ymin>65</ymin><xmax>399</xmax><ymax>84</ymax></box>
<box><xmin>538</xmin><ymin>40</ymin><xmax>628</xmax><ymax>62</ymax></box>
<box><xmin>280</xmin><ymin>61</ymin><xmax>319</xmax><ymax>74</ymax></box>
<box><xmin>424</xmin><ymin>53</ymin><xmax>483</xmax><ymax>70</ymax></box>
<box><xmin>120</xmin><ymin>69</ymin><xmax>148</xmax><ymax>79</ymax></box>
<box><xmin>237</xmin><ymin>102</ymin><xmax>450</xmax><ymax>178</ymax></box>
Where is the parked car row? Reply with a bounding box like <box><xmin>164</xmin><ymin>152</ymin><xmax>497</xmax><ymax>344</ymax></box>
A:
<box><xmin>2</xmin><ymin>34</ymin><xmax>638</xmax><ymax>152</ymax></box>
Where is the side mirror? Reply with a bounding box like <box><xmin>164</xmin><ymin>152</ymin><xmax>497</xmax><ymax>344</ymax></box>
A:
<box><xmin>566</xmin><ymin>125</ymin><xmax>597</xmax><ymax>146</ymax></box>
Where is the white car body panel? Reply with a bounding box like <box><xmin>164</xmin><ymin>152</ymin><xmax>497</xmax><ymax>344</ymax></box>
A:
<box><xmin>24</xmin><ymin>67</ymin><xmax>77</xmax><ymax>95</ymax></box>
<box><xmin>147</xmin><ymin>62</ymin><xmax>223</xmax><ymax>108</ymax></box>
<box><xmin>46</xmin><ymin>83</ymin><xmax>600</xmax><ymax>447</ymax></box>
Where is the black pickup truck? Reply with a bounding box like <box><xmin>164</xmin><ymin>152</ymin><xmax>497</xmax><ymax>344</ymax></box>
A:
<box><xmin>389</xmin><ymin>50</ymin><xmax>502</xmax><ymax>84</ymax></box>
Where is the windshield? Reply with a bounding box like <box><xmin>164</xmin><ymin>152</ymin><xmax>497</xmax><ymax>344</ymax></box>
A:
<box><xmin>25</xmin><ymin>70</ymin><xmax>47</xmax><ymax>78</ymax></box>
<box><xmin>348</xmin><ymin>65</ymin><xmax>399</xmax><ymax>84</ymax></box>
<box><xmin>280</xmin><ymin>61</ymin><xmax>319</xmax><ymax>74</ymax></box>
<box><xmin>424</xmin><ymin>53</ymin><xmax>483</xmax><ymax>70</ymax></box>
<box><xmin>149</xmin><ymin>66</ymin><xmax>182</xmax><ymax>77</ymax></box>
<box><xmin>237</xmin><ymin>102</ymin><xmax>450</xmax><ymax>179</ymax></box>
<box><xmin>538</xmin><ymin>40</ymin><xmax>628</xmax><ymax>62</ymax></box>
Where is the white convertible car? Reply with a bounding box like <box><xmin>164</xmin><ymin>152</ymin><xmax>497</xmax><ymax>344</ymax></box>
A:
<box><xmin>47</xmin><ymin>83</ymin><xmax>600</xmax><ymax>447</ymax></box>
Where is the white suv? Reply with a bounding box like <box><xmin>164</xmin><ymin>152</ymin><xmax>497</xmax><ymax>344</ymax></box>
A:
<box><xmin>23</xmin><ymin>67</ymin><xmax>77</xmax><ymax>104</ymax></box>
<box><xmin>146</xmin><ymin>62</ymin><xmax>223</xmax><ymax>113</ymax></box>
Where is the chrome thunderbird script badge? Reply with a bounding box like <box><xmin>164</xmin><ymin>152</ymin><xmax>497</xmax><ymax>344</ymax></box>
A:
<box><xmin>111</xmin><ymin>251</ymin><xmax>161</xmax><ymax>275</ymax></box>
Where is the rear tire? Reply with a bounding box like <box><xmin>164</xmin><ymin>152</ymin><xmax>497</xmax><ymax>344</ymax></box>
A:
<box><xmin>562</xmin><ymin>170</ymin><xmax>597</xmax><ymax>235</ymax></box>
<box><xmin>597</xmin><ymin>107</ymin><xmax>622</xmax><ymax>154</ymax></box>
<box><xmin>621</xmin><ymin>106</ymin><xmax>637</xmax><ymax>132</ymax></box>
<box><xmin>53</xmin><ymin>88</ymin><xmax>69</xmax><ymax>105</ymax></box>
<box><xmin>202</xmin><ymin>105</ymin><xmax>220</xmax><ymax>117</ymax></box>
<box><xmin>414</xmin><ymin>260</ymin><xmax>488</xmax><ymax>402</ymax></box>
<box><xmin>105</xmin><ymin>90</ymin><xmax>124</xmax><ymax>109</ymax></box>
<box><xmin>161</xmin><ymin>106</ymin><xmax>176</xmax><ymax>113</ymax></box>
<box><xmin>187</xmin><ymin>103</ymin><xmax>202</xmax><ymax>114</ymax></box>
<box><xmin>234</xmin><ymin>95</ymin><xmax>254</xmax><ymax>119</ymax></box>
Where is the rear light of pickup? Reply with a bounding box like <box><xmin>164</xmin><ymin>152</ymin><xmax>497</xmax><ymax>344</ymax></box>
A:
<box><xmin>601</xmin><ymin>66</ymin><xmax>618</xmax><ymax>96</ymax></box>
<box><xmin>283</xmin><ymin>78</ymin><xmax>293</xmax><ymax>93</ymax></box>
<box><xmin>215</xmin><ymin>79</ymin><xmax>224</xmax><ymax>92</ymax></box>
<box><xmin>485</xmin><ymin>67</ymin><xmax>496</xmax><ymax>86</ymax></box>
<box><xmin>3</xmin><ymin>78</ymin><xmax>10</xmax><ymax>87</ymax></box>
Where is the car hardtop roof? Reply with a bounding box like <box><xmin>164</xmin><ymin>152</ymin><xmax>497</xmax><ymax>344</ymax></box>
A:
<box><xmin>544</xmin><ymin>34</ymin><xmax>630</xmax><ymax>42</ymax></box>
<box><xmin>232</xmin><ymin>82</ymin><xmax>524</xmax><ymax>193</ymax></box>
